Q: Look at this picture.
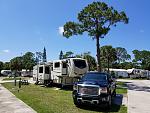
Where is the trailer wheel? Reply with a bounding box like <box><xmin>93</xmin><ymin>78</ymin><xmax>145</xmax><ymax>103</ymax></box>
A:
<box><xmin>46</xmin><ymin>80</ymin><xmax>53</xmax><ymax>87</ymax></box>
<box><xmin>35</xmin><ymin>81</ymin><xmax>39</xmax><ymax>85</ymax></box>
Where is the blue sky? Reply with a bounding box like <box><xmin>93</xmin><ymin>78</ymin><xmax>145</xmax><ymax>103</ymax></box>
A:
<box><xmin>0</xmin><ymin>0</ymin><xmax>149</xmax><ymax>62</ymax></box>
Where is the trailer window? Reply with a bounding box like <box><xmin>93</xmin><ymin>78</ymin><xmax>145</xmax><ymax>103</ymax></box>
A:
<box><xmin>73</xmin><ymin>60</ymin><xmax>86</xmax><ymax>69</ymax></box>
<box><xmin>39</xmin><ymin>67</ymin><xmax>43</xmax><ymax>73</ymax></box>
<box><xmin>45</xmin><ymin>66</ymin><xmax>50</xmax><ymax>74</ymax></box>
<box><xmin>54</xmin><ymin>62</ymin><xmax>60</xmax><ymax>68</ymax></box>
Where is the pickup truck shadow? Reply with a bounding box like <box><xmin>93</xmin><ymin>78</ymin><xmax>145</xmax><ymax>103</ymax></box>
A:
<box><xmin>127</xmin><ymin>83</ymin><xmax>150</xmax><ymax>92</ymax></box>
<box><xmin>77</xmin><ymin>94</ymin><xmax>123</xmax><ymax>112</ymax></box>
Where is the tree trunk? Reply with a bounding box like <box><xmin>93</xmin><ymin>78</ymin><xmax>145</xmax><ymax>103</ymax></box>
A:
<box><xmin>107</xmin><ymin>58</ymin><xmax>110</xmax><ymax>73</ymax></box>
<box><xmin>96</xmin><ymin>36</ymin><xmax>101</xmax><ymax>72</ymax></box>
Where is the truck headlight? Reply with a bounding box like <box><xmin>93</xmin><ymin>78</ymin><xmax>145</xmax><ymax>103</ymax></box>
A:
<box><xmin>100</xmin><ymin>87</ymin><xmax>107</xmax><ymax>94</ymax></box>
<box><xmin>73</xmin><ymin>85</ymin><xmax>78</xmax><ymax>90</ymax></box>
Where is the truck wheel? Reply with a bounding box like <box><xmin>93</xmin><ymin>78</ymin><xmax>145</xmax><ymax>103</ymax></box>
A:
<box><xmin>73</xmin><ymin>98</ymin><xmax>81</xmax><ymax>107</ymax></box>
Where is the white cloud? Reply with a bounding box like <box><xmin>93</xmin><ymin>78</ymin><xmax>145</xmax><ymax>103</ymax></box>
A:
<box><xmin>58</xmin><ymin>26</ymin><xmax>64</xmax><ymax>35</ymax></box>
<box><xmin>2</xmin><ymin>50</ymin><xmax>10</xmax><ymax>53</ymax></box>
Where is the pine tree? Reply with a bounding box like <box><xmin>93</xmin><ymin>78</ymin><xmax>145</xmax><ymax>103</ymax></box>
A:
<box><xmin>59</xmin><ymin>50</ymin><xmax>63</xmax><ymax>60</ymax></box>
<box><xmin>43</xmin><ymin>47</ymin><xmax>47</xmax><ymax>62</ymax></box>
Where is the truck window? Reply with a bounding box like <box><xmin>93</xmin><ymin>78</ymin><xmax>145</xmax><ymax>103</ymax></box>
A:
<box><xmin>45</xmin><ymin>66</ymin><xmax>50</xmax><ymax>74</ymax></box>
<box><xmin>39</xmin><ymin>67</ymin><xmax>43</xmax><ymax>73</ymax></box>
<box><xmin>54</xmin><ymin>62</ymin><xmax>60</xmax><ymax>68</ymax></box>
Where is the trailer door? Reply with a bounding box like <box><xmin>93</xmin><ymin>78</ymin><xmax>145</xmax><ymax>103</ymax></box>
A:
<box><xmin>62</xmin><ymin>62</ymin><xmax>67</xmax><ymax>75</ymax></box>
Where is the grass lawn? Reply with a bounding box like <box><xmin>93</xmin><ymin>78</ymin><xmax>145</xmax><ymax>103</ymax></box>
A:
<box><xmin>2</xmin><ymin>83</ymin><xmax>127</xmax><ymax>113</ymax></box>
<box><xmin>116</xmin><ymin>81</ymin><xmax>127</xmax><ymax>95</ymax></box>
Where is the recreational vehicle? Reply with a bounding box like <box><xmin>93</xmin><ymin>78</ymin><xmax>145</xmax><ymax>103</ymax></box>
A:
<box><xmin>140</xmin><ymin>70</ymin><xmax>149</xmax><ymax>78</ymax></box>
<box><xmin>109</xmin><ymin>69</ymin><xmax>128</xmax><ymax>78</ymax></box>
<box><xmin>21</xmin><ymin>69</ymin><xmax>33</xmax><ymax>77</ymax></box>
<box><xmin>33</xmin><ymin>63</ymin><xmax>51</xmax><ymax>85</ymax></box>
<box><xmin>1</xmin><ymin>70</ymin><xmax>11</xmax><ymax>76</ymax></box>
<box><xmin>127</xmin><ymin>68</ymin><xmax>149</xmax><ymax>78</ymax></box>
<box><xmin>33</xmin><ymin>58</ymin><xmax>88</xmax><ymax>86</ymax></box>
<box><xmin>147</xmin><ymin>71</ymin><xmax>150</xmax><ymax>80</ymax></box>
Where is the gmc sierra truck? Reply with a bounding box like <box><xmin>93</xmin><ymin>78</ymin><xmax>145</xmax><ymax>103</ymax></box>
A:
<box><xmin>72</xmin><ymin>72</ymin><xmax>116</xmax><ymax>108</ymax></box>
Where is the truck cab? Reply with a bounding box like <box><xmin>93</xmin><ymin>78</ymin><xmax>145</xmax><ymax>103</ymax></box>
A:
<box><xmin>72</xmin><ymin>72</ymin><xmax>116</xmax><ymax>108</ymax></box>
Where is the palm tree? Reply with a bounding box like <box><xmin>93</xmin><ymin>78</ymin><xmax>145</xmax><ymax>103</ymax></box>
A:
<box><xmin>83</xmin><ymin>53</ymin><xmax>96</xmax><ymax>71</ymax></box>
<box><xmin>101</xmin><ymin>45</ymin><xmax>117</xmax><ymax>73</ymax></box>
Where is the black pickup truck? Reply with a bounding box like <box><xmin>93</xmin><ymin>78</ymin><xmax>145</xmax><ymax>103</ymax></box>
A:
<box><xmin>72</xmin><ymin>72</ymin><xmax>116</xmax><ymax>108</ymax></box>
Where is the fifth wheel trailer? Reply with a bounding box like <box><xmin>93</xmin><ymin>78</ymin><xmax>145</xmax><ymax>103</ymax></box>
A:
<box><xmin>33</xmin><ymin>58</ymin><xmax>88</xmax><ymax>86</ymax></box>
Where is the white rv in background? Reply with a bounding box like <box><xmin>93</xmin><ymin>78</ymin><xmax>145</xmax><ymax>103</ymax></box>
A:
<box><xmin>1</xmin><ymin>70</ymin><xmax>11</xmax><ymax>76</ymax></box>
<box><xmin>147</xmin><ymin>71</ymin><xmax>150</xmax><ymax>80</ymax></box>
<box><xmin>127</xmin><ymin>68</ymin><xmax>148</xmax><ymax>78</ymax></box>
<box><xmin>109</xmin><ymin>69</ymin><xmax>128</xmax><ymax>78</ymax></box>
<box><xmin>33</xmin><ymin>58</ymin><xmax>88</xmax><ymax>86</ymax></box>
<box><xmin>21</xmin><ymin>69</ymin><xmax>33</xmax><ymax>77</ymax></box>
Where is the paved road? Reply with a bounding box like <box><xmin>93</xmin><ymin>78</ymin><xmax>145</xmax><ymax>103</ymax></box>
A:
<box><xmin>0</xmin><ymin>77</ymin><xmax>37</xmax><ymax>113</ymax></box>
<box><xmin>119</xmin><ymin>79</ymin><xmax>150</xmax><ymax>113</ymax></box>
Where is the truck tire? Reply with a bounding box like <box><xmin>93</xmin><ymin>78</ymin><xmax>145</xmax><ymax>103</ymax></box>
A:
<box><xmin>73</xmin><ymin>98</ymin><xmax>81</xmax><ymax>107</ymax></box>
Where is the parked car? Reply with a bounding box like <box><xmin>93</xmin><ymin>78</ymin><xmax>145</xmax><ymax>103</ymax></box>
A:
<box><xmin>72</xmin><ymin>72</ymin><xmax>116</xmax><ymax>108</ymax></box>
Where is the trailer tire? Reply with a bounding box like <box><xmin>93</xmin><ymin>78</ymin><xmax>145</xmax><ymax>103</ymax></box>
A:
<box><xmin>35</xmin><ymin>81</ymin><xmax>39</xmax><ymax>85</ymax></box>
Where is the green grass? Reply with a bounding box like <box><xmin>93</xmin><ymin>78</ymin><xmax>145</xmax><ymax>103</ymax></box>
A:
<box><xmin>2</xmin><ymin>83</ymin><xmax>127</xmax><ymax>113</ymax></box>
<box><xmin>116</xmin><ymin>81</ymin><xmax>127</xmax><ymax>95</ymax></box>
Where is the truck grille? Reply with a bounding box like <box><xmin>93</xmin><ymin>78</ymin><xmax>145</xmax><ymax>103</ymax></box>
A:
<box><xmin>78</xmin><ymin>85</ymin><xmax>99</xmax><ymax>96</ymax></box>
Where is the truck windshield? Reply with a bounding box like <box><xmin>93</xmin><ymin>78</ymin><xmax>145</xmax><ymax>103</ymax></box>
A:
<box><xmin>73</xmin><ymin>59</ymin><xmax>86</xmax><ymax>69</ymax></box>
<box><xmin>81</xmin><ymin>73</ymin><xmax>107</xmax><ymax>82</ymax></box>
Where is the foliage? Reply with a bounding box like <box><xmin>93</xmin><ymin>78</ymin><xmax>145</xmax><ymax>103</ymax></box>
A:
<box><xmin>75</xmin><ymin>54</ymin><xmax>82</xmax><ymax>58</ymax></box>
<box><xmin>132</xmin><ymin>50</ymin><xmax>150</xmax><ymax>70</ymax></box>
<box><xmin>59</xmin><ymin>50</ymin><xmax>64</xmax><ymax>60</ymax></box>
<box><xmin>43</xmin><ymin>47</ymin><xmax>47</xmax><ymax>62</ymax></box>
<box><xmin>116</xmin><ymin>47</ymin><xmax>131</xmax><ymax>63</ymax></box>
<box><xmin>10</xmin><ymin>57</ymin><xmax>22</xmax><ymax>71</ymax></box>
<box><xmin>0</xmin><ymin>61</ymin><xmax>4</xmax><ymax>74</ymax></box>
<box><xmin>83</xmin><ymin>52</ymin><xmax>97</xmax><ymax>71</ymax></box>
<box><xmin>35</xmin><ymin>52</ymin><xmax>43</xmax><ymax>64</ymax></box>
<box><xmin>63</xmin><ymin>51</ymin><xmax>74</xmax><ymax>58</ymax></box>
<box><xmin>63</xmin><ymin>1</ymin><xmax>128</xmax><ymax>71</ymax></box>
<box><xmin>100</xmin><ymin>45</ymin><xmax>117</xmax><ymax>72</ymax></box>
<box><xmin>22</xmin><ymin>52</ymin><xmax>36</xmax><ymax>71</ymax></box>
<box><xmin>3</xmin><ymin>62</ymin><xmax>10</xmax><ymax>70</ymax></box>
<box><xmin>112</xmin><ymin>62</ymin><xmax>134</xmax><ymax>69</ymax></box>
